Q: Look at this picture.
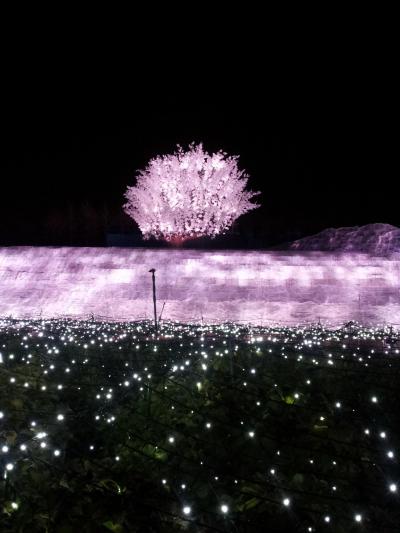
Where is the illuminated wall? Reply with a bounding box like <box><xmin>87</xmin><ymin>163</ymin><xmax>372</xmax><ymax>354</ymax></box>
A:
<box><xmin>0</xmin><ymin>246</ymin><xmax>399</xmax><ymax>326</ymax></box>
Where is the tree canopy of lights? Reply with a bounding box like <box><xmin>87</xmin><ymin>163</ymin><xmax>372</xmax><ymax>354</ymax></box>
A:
<box><xmin>123</xmin><ymin>143</ymin><xmax>260</xmax><ymax>243</ymax></box>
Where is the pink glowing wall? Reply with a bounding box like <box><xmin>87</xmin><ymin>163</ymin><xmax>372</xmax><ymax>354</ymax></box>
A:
<box><xmin>1</xmin><ymin>246</ymin><xmax>400</xmax><ymax>326</ymax></box>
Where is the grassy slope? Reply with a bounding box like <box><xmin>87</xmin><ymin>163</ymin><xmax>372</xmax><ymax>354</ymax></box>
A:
<box><xmin>0</xmin><ymin>319</ymin><xmax>399</xmax><ymax>532</ymax></box>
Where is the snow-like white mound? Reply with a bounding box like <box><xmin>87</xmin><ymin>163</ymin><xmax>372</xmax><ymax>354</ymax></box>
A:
<box><xmin>290</xmin><ymin>223</ymin><xmax>400</xmax><ymax>255</ymax></box>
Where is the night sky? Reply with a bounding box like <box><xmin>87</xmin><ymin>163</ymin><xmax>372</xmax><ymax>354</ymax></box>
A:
<box><xmin>0</xmin><ymin>51</ymin><xmax>396</xmax><ymax>248</ymax></box>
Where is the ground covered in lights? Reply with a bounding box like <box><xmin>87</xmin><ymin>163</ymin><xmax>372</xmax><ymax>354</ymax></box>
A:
<box><xmin>0</xmin><ymin>320</ymin><xmax>400</xmax><ymax>532</ymax></box>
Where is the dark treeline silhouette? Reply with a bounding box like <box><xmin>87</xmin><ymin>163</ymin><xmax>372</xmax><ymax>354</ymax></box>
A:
<box><xmin>0</xmin><ymin>200</ymin><xmax>363</xmax><ymax>249</ymax></box>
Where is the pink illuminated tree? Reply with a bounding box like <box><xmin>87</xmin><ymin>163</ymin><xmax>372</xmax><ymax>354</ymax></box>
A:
<box><xmin>123</xmin><ymin>143</ymin><xmax>260</xmax><ymax>243</ymax></box>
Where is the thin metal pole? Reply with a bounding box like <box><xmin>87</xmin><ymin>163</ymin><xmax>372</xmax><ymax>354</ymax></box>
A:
<box><xmin>149</xmin><ymin>268</ymin><xmax>157</xmax><ymax>333</ymax></box>
<box><xmin>158</xmin><ymin>301</ymin><xmax>166</xmax><ymax>323</ymax></box>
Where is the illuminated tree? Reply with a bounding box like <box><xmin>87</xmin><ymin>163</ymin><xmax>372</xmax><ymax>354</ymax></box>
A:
<box><xmin>123</xmin><ymin>143</ymin><xmax>260</xmax><ymax>243</ymax></box>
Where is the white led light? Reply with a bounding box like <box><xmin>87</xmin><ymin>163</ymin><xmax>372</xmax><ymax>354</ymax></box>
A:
<box><xmin>183</xmin><ymin>506</ymin><xmax>191</xmax><ymax>515</ymax></box>
<box><xmin>283</xmin><ymin>498</ymin><xmax>290</xmax><ymax>507</ymax></box>
<box><xmin>220</xmin><ymin>504</ymin><xmax>229</xmax><ymax>513</ymax></box>
<box><xmin>355</xmin><ymin>514</ymin><xmax>362</xmax><ymax>522</ymax></box>
<box><xmin>389</xmin><ymin>483</ymin><xmax>397</xmax><ymax>492</ymax></box>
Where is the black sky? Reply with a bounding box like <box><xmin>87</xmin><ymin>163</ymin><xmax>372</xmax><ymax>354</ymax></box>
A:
<box><xmin>0</xmin><ymin>34</ymin><xmax>396</xmax><ymax>247</ymax></box>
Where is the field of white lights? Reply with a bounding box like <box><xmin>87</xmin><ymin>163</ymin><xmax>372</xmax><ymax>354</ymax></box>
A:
<box><xmin>1</xmin><ymin>318</ymin><xmax>399</xmax><ymax>532</ymax></box>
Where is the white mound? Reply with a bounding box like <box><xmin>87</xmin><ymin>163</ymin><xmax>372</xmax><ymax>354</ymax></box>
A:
<box><xmin>290</xmin><ymin>223</ymin><xmax>400</xmax><ymax>255</ymax></box>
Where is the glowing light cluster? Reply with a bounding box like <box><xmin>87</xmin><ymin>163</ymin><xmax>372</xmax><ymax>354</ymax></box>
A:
<box><xmin>123</xmin><ymin>143</ymin><xmax>260</xmax><ymax>243</ymax></box>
